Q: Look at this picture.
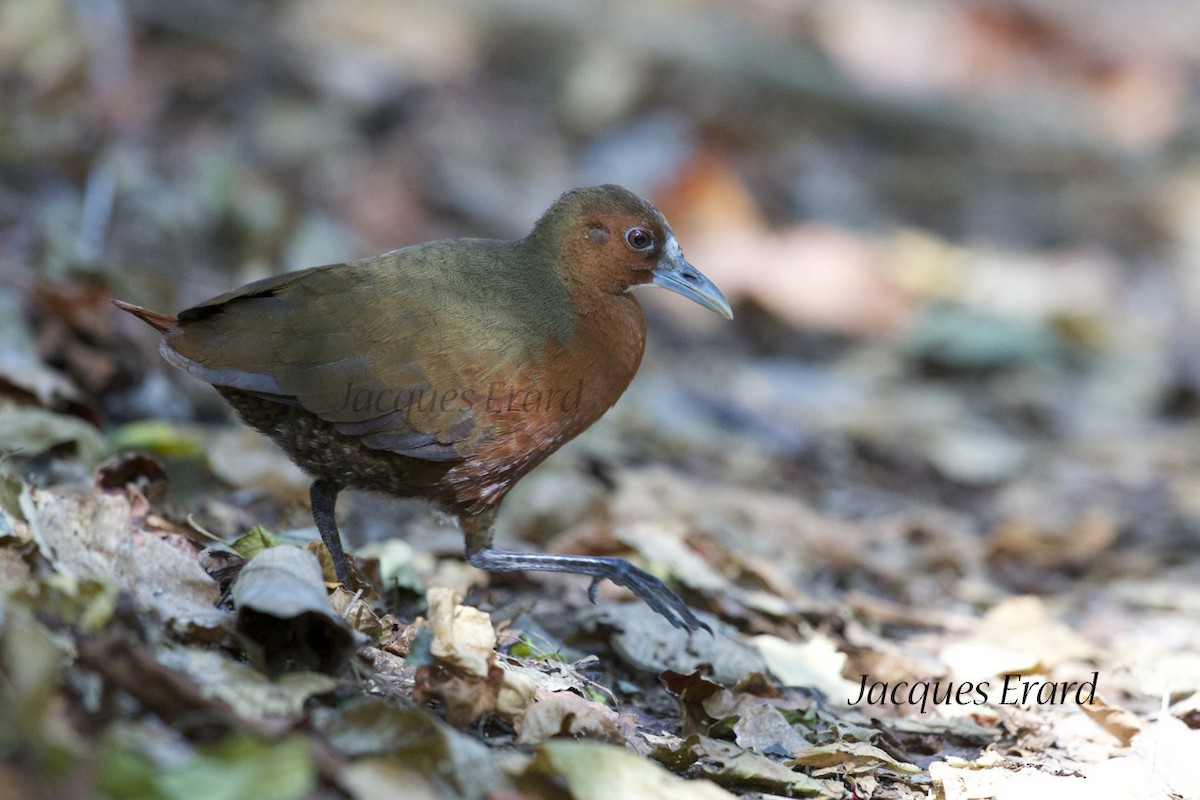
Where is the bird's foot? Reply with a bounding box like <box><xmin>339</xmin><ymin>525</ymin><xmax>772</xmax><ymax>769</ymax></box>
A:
<box><xmin>587</xmin><ymin>576</ymin><xmax>603</xmax><ymax>605</ymax></box>
<box><xmin>467</xmin><ymin>547</ymin><xmax>710</xmax><ymax>633</ymax></box>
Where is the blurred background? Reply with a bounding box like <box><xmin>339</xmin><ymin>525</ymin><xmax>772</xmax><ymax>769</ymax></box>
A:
<box><xmin>8</xmin><ymin>2</ymin><xmax>1200</xmax><ymax>795</ymax></box>
<box><xmin>4</xmin><ymin>0</ymin><xmax>1200</xmax><ymax>626</ymax></box>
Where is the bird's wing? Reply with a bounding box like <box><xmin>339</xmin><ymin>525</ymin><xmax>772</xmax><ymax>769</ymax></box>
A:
<box><xmin>164</xmin><ymin>250</ymin><xmax>532</xmax><ymax>461</ymax></box>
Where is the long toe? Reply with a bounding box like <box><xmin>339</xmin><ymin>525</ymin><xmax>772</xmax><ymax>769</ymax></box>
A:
<box><xmin>465</xmin><ymin>547</ymin><xmax>710</xmax><ymax>633</ymax></box>
<box><xmin>606</xmin><ymin>560</ymin><xmax>711</xmax><ymax>633</ymax></box>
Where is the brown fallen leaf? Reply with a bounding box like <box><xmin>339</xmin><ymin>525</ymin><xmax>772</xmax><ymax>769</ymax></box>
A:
<box><xmin>1078</xmin><ymin>693</ymin><xmax>1145</xmax><ymax>746</ymax></box>
<box><xmin>787</xmin><ymin>741</ymin><xmax>921</xmax><ymax>775</ymax></box>
<box><xmin>412</xmin><ymin>661</ymin><xmax>506</xmax><ymax>729</ymax></box>
<box><xmin>411</xmin><ymin>588</ymin><xmax>536</xmax><ymax>725</ymax></box>
<box><xmin>988</xmin><ymin>511</ymin><xmax>1119</xmax><ymax>570</ymax></box>
<box><xmin>515</xmin><ymin>688</ymin><xmax>627</xmax><ymax>745</ymax></box>
<box><xmin>29</xmin><ymin>278</ymin><xmax>123</xmax><ymax>396</ymax></box>
<box><xmin>660</xmin><ymin>669</ymin><xmax>727</xmax><ymax>737</ymax></box>
<box><xmin>93</xmin><ymin>451</ymin><xmax>168</xmax><ymax>512</ymax></box>
<box><xmin>329</xmin><ymin>586</ymin><xmax>385</xmax><ymax>642</ymax></box>
<box><xmin>20</xmin><ymin>484</ymin><xmax>225</xmax><ymax>637</ymax></box>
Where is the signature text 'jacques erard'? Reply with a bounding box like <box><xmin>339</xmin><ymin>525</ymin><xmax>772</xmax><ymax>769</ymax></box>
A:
<box><xmin>849</xmin><ymin>672</ymin><xmax>1099</xmax><ymax>714</ymax></box>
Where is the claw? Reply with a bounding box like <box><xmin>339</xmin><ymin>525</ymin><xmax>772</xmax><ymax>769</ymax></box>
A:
<box><xmin>603</xmin><ymin>560</ymin><xmax>712</xmax><ymax>634</ymax></box>
<box><xmin>465</xmin><ymin>546</ymin><xmax>711</xmax><ymax>633</ymax></box>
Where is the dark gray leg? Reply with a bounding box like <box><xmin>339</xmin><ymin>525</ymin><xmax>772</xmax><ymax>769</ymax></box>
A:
<box><xmin>310</xmin><ymin>480</ymin><xmax>350</xmax><ymax>587</ymax></box>
<box><xmin>465</xmin><ymin>547</ymin><xmax>709</xmax><ymax>633</ymax></box>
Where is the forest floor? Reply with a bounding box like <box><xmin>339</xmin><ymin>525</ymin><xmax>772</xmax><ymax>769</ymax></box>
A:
<box><xmin>2</xmin><ymin>2</ymin><xmax>1199</xmax><ymax>798</ymax></box>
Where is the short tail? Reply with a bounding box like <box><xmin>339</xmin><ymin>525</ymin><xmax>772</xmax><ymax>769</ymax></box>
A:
<box><xmin>113</xmin><ymin>299</ymin><xmax>177</xmax><ymax>333</ymax></box>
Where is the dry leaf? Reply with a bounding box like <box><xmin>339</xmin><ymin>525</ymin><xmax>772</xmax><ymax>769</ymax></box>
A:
<box><xmin>515</xmin><ymin>688</ymin><xmax>625</xmax><ymax>745</ymax></box>
<box><xmin>1078</xmin><ymin>694</ymin><xmax>1144</xmax><ymax>746</ymax></box>
<box><xmin>940</xmin><ymin>596</ymin><xmax>1093</xmax><ymax>684</ymax></box>
<box><xmin>752</xmin><ymin>632</ymin><xmax>859</xmax><ymax>702</ymax></box>
<box><xmin>527</xmin><ymin>740</ymin><xmax>737</xmax><ymax>800</ymax></box>
<box><xmin>416</xmin><ymin>587</ymin><xmax>536</xmax><ymax>723</ymax></box>
<box><xmin>231</xmin><ymin>545</ymin><xmax>355</xmax><ymax>675</ymax></box>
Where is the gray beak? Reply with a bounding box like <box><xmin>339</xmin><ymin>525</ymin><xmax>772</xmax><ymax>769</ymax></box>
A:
<box><xmin>649</xmin><ymin>248</ymin><xmax>733</xmax><ymax>320</ymax></box>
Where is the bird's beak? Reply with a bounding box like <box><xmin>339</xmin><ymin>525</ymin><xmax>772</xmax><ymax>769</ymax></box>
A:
<box><xmin>649</xmin><ymin>245</ymin><xmax>733</xmax><ymax>320</ymax></box>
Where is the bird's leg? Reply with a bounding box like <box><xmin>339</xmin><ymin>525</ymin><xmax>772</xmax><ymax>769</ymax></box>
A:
<box><xmin>465</xmin><ymin>547</ymin><xmax>709</xmax><ymax>633</ymax></box>
<box><xmin>460</xmin><ymin>512</ymin><xmax>708</xmax><ymax>632</ymax></box>
<box><xmin>310</xmin><ymin>479</ymin><xmax>350</xmax><ymax>587</ymax></box>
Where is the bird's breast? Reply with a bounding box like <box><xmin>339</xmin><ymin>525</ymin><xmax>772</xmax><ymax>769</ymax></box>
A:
<box><xmin>445</xmin><ymin>295</ymin><xmax>646</xmax><ymax>510</ymax></box>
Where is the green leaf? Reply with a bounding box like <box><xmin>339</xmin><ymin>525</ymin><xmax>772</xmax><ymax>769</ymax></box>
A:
<box><xmin>230</xmin><ymin>526</ymin><xmax>285</xmax><ymax>560</ymax></box>
<box><xmin>156</xmin><ymin>734</ymin><xmax>315</xmax><ymax>800</ymax></box>
<box><xmin>0</xmin><ymin>471</ymin><xmax>26</xmax><ymax>525</ymax></box>
<box><xmin>97</xmin><ymin>734</ymin><xmax>315</xmax><ymax>800</ymax></box>
<box><xmin>109</xmin><ymin>420</ymin><xmax>206</xmax><ymax>459</ymax></box>
<box><xmin>530</xmin><ymin>740</ymin><xmax>738</xmax><ymax>799</ymax></box>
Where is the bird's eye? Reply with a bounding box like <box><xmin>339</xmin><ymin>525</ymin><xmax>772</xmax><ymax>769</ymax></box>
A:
<box><xmin>625</xmin><ymin>227</ymin><xmax>654</xmax><ymax>251</ymax></box>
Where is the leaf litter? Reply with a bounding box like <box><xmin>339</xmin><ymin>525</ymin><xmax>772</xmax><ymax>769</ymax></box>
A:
<box><xmin>5</xmin><ymin>1</ymin><xmax>1200</xmax><ymax>798</ymax></box>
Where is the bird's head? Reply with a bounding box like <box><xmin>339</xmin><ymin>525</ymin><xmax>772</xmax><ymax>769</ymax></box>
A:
<box><xmin>531</xmin><ymin>184</ymin><xmax>733</xmax><ymax>319</ymax></box>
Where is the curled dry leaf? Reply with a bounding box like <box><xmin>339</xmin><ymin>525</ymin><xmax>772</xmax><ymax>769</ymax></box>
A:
<box><xmin>426</xmin><ymin>586</ymin><xmax>495</xmax><ymax>678</ymax></box>
<box><xmin>413</xmin><ymin>587</ymin><xmax>536</xmax><ymax>725</ymax></box>
<box><xmin>328</xmin><ymin>586</ymin><xmax>385</xmax><ymax>642</ymax></box>
<box><xmin>91</xmin><ymin>453</ymin><xmax>167</xmax><ymax>530</ymax></box>
<box><xmin>380</xmin><ymin>614</ymin><xmax>423</xmax><ymax>657</ymax></box>
<box><xmin>660</xmin><ymin>670</ymin><xmax>727</xmax><ymax>737</ymax></box>
<box><xmin>1078</xmin><ymin>694</ymin><xmax>1145</xmax><ymax>747</ymax></box>
<box><xmin>198</xmin><ymin>547</ymin><xmax>246</xmax><ymax>601</ymax></box>
<box><xmin>412</xmin><ymin>661</ymin><xmax>506</xmax><ymax>729</ymax></box>
<box><xmin>514</xmin><ymin>688</ymin><xmax>626</xmax><ymax>745</ymax></box>
<box><xmin>231</xmin><ymin>545</ymin><xmax>355</xmax><ymax>675</ymax></box>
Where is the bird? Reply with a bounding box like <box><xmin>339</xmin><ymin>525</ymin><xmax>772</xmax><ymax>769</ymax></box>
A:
<box><xmin>115</xmin><ymin>184</ymin><xmax>732</xmax><ymax>631</ymax></box>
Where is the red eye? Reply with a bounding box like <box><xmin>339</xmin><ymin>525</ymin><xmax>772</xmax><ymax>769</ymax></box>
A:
<box><xmin>625</xmin><ymin>227</ymin><xmax>653</xmax><ymax>251</ymax></box>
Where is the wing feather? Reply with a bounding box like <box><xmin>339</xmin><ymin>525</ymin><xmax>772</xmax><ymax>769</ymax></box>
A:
<box><xmin>164</xmin><ymin>254</ymin><xmax>501</xmax><ymax>460</ymax></box>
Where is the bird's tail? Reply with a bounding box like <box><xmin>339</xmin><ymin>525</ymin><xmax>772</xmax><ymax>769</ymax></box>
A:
<box><xmin>112</xmin><ymin>299</ymin><xmax>177</xmax><ymax>333</ymax></box>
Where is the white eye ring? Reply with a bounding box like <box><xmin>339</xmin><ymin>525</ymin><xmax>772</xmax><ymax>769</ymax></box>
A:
<box><xmin>625</xmin><ymin>227</ymin><xmax>654</xmax><ymax>251</ymax></box>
